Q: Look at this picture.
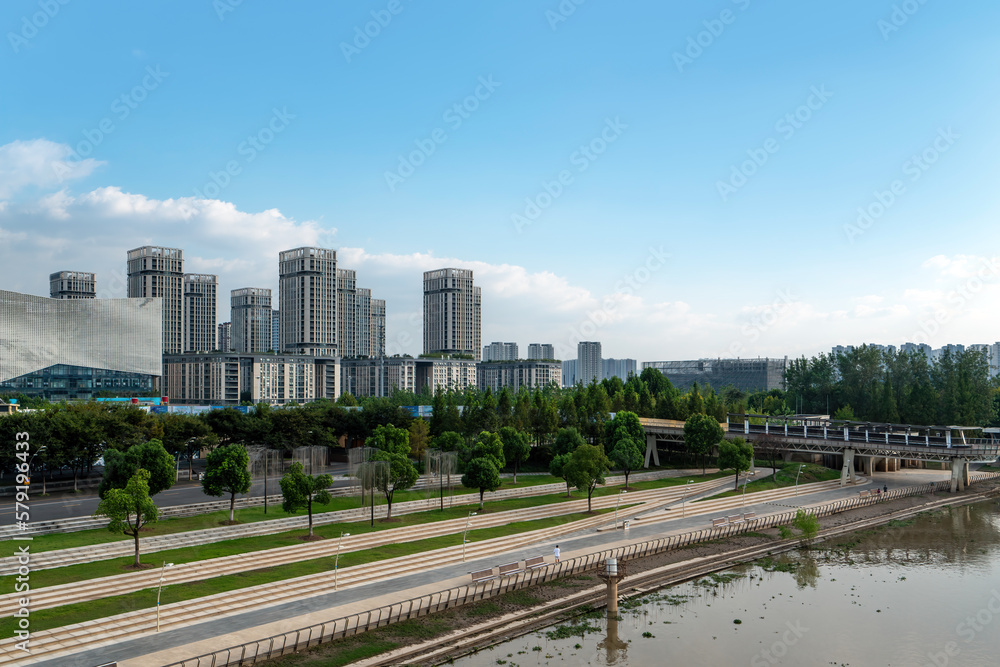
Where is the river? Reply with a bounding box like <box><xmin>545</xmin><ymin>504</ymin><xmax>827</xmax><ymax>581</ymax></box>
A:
<box><xmin>453</xmin><ymin>499</ymin><xmax>1000</xmax><ymax>666</ymax></box>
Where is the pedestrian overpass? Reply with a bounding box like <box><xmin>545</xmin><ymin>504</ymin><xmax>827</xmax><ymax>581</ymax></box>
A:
<box><xmin>637</xmin><ymin>415</ymin><xmax>1000</xmax><ymax>493</ymax></box>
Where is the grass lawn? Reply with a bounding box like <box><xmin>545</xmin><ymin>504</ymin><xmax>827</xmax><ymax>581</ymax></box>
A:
<box><xmin>702</xmin><ymin>463</ymin><xmax>840</xmax><ymax>499</ymax></box>
<box><xmin>0</xmin><ymin>508</ymin><xmax>612</xmax><ymax>638</ymax></box>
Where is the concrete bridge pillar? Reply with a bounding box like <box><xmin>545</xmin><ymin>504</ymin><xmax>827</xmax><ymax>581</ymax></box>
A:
<box><xmin>949</xmin><ymin>459</ymin><xmax>969</xmax><ymax>493</ymax></box>
<box><xmin>863</xmin><ymin>456</ymin><xmax>873</xmax><ymax>476</ymax></box>
<box><xmin>840</xmin><ymin>448</ymin><xmax>856</xmax><ymax>487</ymax></box>
<box><xmin>643</xmin><ymin>433</ymin><xmax>660</xmax><ymax>469</ymax></box>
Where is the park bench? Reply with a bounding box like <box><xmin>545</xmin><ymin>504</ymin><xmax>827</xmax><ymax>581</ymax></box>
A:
<box><xmin>742</xmin><ymin>512</ymin><xmax>756</xmax><ymax>521</ymax></box>
<box><xmin>497</xmin><ymin>562</ymin><xmax>522</xmax><ymax>578</ymax></box>
<box><xmin>727</xmin><ymin>514</ymin><xmax>745</xmax><ymax>525</ymax></box>
<box><xmin>859</xmin><ymin>490</ymin><xmax>870</xmax><ymax>498</ymax></box>
<box><xmin>712</xmin><ymin>517</ymin><xmax>728</xmax><ymax>527</ymax></box>
<box><xmin>524</xmin><ymin>556</ymin><xmax>547</xmax><ymax>570</ymax></box>
<box><xmin>470</xmin><ymin>568</ymin><xmax>497</xmax><ymax>583</ymax></box>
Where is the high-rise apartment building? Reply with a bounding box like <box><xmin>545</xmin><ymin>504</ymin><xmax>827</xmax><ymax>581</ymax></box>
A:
<box><xmin>577</xmin><ymin>341</ymin><xmax>602</xmax><ymax>384</ymax></box>
<box><xmin>602</xmin><ymin>358</ymin><xmax>637</xmax><ymax>381</ymax></box>
<box><xmin>527</xmin><ymin>343</ymin><xmax>555</xmax><ymax>361</ymax></box>
<box><xmin>183</xmin><ymin>274</ymin><xmax>217</xmax><ymax>353</ymax></box>
<box><xmin>218</xmin><ymin>322</ymin><xmax>232</xmax><ymax>352</ymax></box>
<box><xmin>423</xmin><ymin>268</ymin><xmax>481</xmax><ymax>360</ymax></box>
<box><xmin>335</xmin><ymin>270</ymin><xmax>386</xmax><ymax>359</ymax></box>
<box><xmin>49</xmin><ymin>271</ymin><xmax>96</xmax><ymax>299</ymax></box>
<box><xmin>272</xmin><ymin>310</ymin><xmax>280</xmax><ymax>352</ymax></box>
<box><xmin>231</xmin><ymin>287</ymin><xmax>272</xmax><ymax>353</ymax></box>
<box><xmin>278</xmin><ymin>247</ymin><xmax>337</xmax><ymax>357</ymax></box>
<box><xmin>371</xmin><ymin>298</ymin><xmax>386</xmax><ymax>358</ymax></box>
<box><xmin>483</xmin><ymin>342</ymin><xmax>518</xmax><ymax>362</ymax></box>
<box><xmin>128</xmin><ymin>246</ymin><xmax>184</xmax><ymax>354</ymax></box>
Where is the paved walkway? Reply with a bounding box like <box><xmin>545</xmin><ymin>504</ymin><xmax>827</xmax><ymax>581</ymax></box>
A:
<box><xmin>13</xmin><ymin>468</ymin><xmax>940</xmax><ymax>667</ymax></box>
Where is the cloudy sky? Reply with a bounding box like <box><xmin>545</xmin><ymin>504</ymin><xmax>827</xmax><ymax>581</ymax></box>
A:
<box><xmin>2</xmin><ymin>1</ymin><xmax>999</xmax><ymax>363</ymax></box>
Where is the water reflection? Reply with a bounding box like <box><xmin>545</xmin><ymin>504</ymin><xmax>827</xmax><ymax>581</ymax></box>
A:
<box><xmin>453</xmin><ymin>500</ymin><xmax>1000</xmax><ymax>667</ymax></box>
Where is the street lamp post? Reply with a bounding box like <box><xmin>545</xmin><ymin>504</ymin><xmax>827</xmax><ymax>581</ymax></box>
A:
<box><xmin>334</xmin><ymin>532</ymin><xmax>350</xmax><ymax>590</ymax></box>
<box><xmin>462</xmin><ymin>512</ymin><xmax>476</xmax><ymax>562</ymax></box>
<box><xmin>794</xmin><ymin>465</ymin><xmax>806</xmax><ymax>496</ymax></box>
<box><xmin>27</xmin><ymin>446</ymin><xmax>46</xmax><ymax>494</ymax></box>
<box><xmin>156</xmin><ymin>561</ymin><xmax>174</xmax><ymax>631</ymax></box>
<box><xmin>614</xmin><ymin>490</ymin><xmax>627</xmax><ymax>529</ymax></box>
<box><xmin>741</xmin><ymin>469</ymin><xmax>756</xmax><ymax>509</ymax></box>
<box><xmin>682</xmin><ymin>479</ymin><xmax>695</xmax><ymax>518</ymax></box>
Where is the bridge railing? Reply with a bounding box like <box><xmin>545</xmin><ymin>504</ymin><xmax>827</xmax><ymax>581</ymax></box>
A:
<box><xmin>162</xmin><ymin>471</ymin><xmax>1000</xmax><ymax>667</ymax></box>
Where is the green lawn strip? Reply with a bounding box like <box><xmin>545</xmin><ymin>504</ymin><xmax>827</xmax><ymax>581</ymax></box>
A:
<box><xmin>699</xmin><ymin>463</ymin><xmax>840</xmax><ymax>500</ymax></box>
<box><xmin>0</xmin><ymin>508</ymin><xmax>611</xmax><ymax>637</ymax></box>
<box><xmin>12</xmin><ymin>471</ymin><xmax>719</xmax><ymax>558</ymax></box>
<box><xmin>2</xmin><ymin>493</ymin><xmax>588</xmax><ymax>590</ymax></box>
<box><xmin>16</xmin><ymin>475</ymin><xmax>567</xmax><ymax>554</ymax></box>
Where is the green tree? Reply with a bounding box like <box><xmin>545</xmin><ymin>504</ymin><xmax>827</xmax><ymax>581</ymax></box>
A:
<box><xmin>609</xmin><ymin>436</ymin><xmax>644</xmax><ymax>490</ymax></box>
<box><xmin>94</xmin><ymin>469</ymin><xmax>159</xmax><ymax>567</ymax></box>
<box><xmin>201</xmin><ymin>444</ymin><xmax>252</xmax><ymax>522</ymax></box>
<box><xmin>718</xmin><ymin>437</ymin><xmax>754</xmax><ymax>490</ymax></box>
<box><xmin>549</xmin><ymin>452</ymin><xmax>574</xmax><ymax>497</ymax></box>
<box><xmin>98</xmin><ymin>439</ymin><xmax>175</xmax><ymax>499</ymax></box>
<box><xmin>408</xmin><ymin>419</ymin><xmax>431</xmax><ymax>460</ymax></box>
<box><xmin>433</xmin><ymin>430</ymin><xmax>464</xmax><ymax>452</ymax></box>
<box><xmin>471</xmin><ymin>431</ymin><xmax>506</xmax><ymax>471</ymax></box>
<box><xmin>279</xmin><ymin>461</ymin><xmax>333</xmax><ymax>538</ymax></box>
<box><xmin>367</xmin><ymin>424</ymin><xmax>419</xmax><ymax>520</ymax></box>
<box><xmin>683</xmin><ymin>413</ymin><xmax>724</xmax><ymax>476</ymax></box>
<box><xmin>793</xmin><ymin>509</ymin><xmax>820</xmax><ymax>544</ymax></box>
<box><xmin>552</xmin><ymin>427</ymin><xmax>586</xmax><ymax>457</ymax></box>
<box><xmin>461</xmin><ymin>457</ymin><xmax>501</xmax><ymax>511</ymax></box>
<box><xmin>564</xmin><ymin>443</ymin><xmax>611</xmax><ymax>512</ymax></box>
<box><xmin>498</xmin><ymin>426</ymin><xmax>530</xmax><ymax>484</ymax></box>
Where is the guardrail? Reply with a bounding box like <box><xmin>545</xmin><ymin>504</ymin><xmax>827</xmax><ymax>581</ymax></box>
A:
<box><xmin>163</xmin><ymin>471</ymin><xmax>1000</xmax><ymax>667</ymax></box>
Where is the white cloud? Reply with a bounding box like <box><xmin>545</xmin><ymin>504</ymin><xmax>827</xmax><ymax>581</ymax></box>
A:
<box><xmin>0</xmin><ymin>139</ymin><xmax>104</xmax><ymax>199</ymax></box>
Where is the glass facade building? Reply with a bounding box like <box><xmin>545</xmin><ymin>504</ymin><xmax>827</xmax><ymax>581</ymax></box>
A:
<box><xmin>0</xmin><ymin>289</ymin><xmax>162</xmax><ymax>400</ymax></box>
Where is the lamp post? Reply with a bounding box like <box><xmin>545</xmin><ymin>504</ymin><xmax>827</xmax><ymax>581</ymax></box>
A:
<box><xmin>156</xmin><ymin>561</ymin><xmax>174</xmax><ymax>631</ymax></box>
<box><xmin>794</xmin><ymin>465</ymin><xmax>806</xmax><ymax>496</ymax></box>
<box><xmin>682</xmin><ymin>479</ymin><xmax>695</xmax><ymax>518</ymax></box>
<box><xmin>614</xmin><ymin>490</ymin><xmax>627</xmax><ymax>530</ymax></box>
<box><xmin>462</xmin><ymin>512</ymin><xmax>476</xmax><ymax>562</ymax></box>
<box><xmin>26</xmin><ymin>446</ymin><xmax>47</xmax><ymax>495</ymax></box>
<box><xmin>334</xmin><ymin>532</ymin><xmax>350</xmax><ymax>590</ymax></box>
<box><xmin>741</xmin><ymin>469</ymin><xmax>755</xmax><ymax>509</ymax></box>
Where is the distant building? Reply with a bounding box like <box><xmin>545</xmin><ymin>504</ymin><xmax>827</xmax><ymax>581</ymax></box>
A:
<box><xmin>231</xmin><ymin>288</ymin><xmax>272</xmax><ymax>353</ymax></box>
<box><xmin>483</xmin><ymin>342</ymin><xmax>518</xmax><ymax>362</ymax></box>
<box><xmin>183</xmin><ymin>274</ymin><xmax>217</xmax><ymax>353</ymax></box>
<box><xmin>0</xmin><ymin>289</ymin><xmax>162</xmax><ymax>401</ymax></box>
<box><xmin>642</xmin><ymin>358</ymin><xmax>787</xmax><ymax>393</ymax></box>
<box><xmin>602</xmin><ymin>358</ymin><xmax>636</xmax><ymax>381</ymax></box>
<box><xmin>128</xmin><ymin>246</ymin><xmax>184</xmax><ymax>354</ymax></box>
<box><xmin>272</xmin><ymin>310</ymin><xmax>280</xmax><ymax>352</ymax></box>
<box><xmin>478</xmin><ymin>361</ymin><xmax>561</xmax><ymax>393</ymax></box>
<box><xmin>562</xmin><ymin>359</ymin><xmax>577</xmax><ymax>387</ymax></box>
<box><xmin>342</xmin><ymin>357</ymin><xmax>418</xmax><ymax>397</ymax></box>
<box><xmin>279</xmin><ymin>247</ymin><xmax>338</xmax><ymax>357</ymax></box>
<box><xmin>163</xmin><ymin>352</ymin><xmax>338</xmax><ymax>405</ymax></box>
<box><xmin>49</xmin><ymin>271</ymin><xmax>96</xmax><ymax>299</ymax></box>
<box><xmin>418</xmin><ymin>358</ymin><xmax>478</xmax><ymax>394</ymax></box>
<box><xmin>336</xmin><ymin>270</ymin><xmax>386</xmax><ymax>359</ymax></box>
<box><xmin>527</xmin><ymin>343</ymin><xmax>555</xmax><ymax>361</ymax></box>
<box><xmin>423</xmin><ymin>268</ymin><xmax>481</xmax><ymax>360</ymax></box>
<box><xmin>218</xmin><ymin>322</ymin><xmax>232</xmax><ymax>352</ymax></box>
<box><xmin>577</xmin><ymin>341</ymin><xmax>602</xmax><ymax>384</ymax></box>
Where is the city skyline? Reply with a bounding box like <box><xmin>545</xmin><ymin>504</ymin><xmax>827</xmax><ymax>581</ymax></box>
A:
<box><xmin>2</xmin><ymin>2</ymin><xmax>999</xmax><ymax>362</ymax></box>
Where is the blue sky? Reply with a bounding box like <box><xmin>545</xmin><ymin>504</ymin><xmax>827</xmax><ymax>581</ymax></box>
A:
<box><xmin>1</xmin><ymin>0</ymin><xmax>999</xmax><ymax>362</ymax></box>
